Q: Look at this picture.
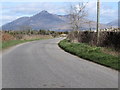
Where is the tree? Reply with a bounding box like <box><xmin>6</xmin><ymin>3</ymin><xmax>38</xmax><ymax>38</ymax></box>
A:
<box><xmin>68</xmin><ymin>2</ymin><xmax>88</xmax><ymax>42</ymax></box>
<box><xmin>69</xmin><ymin>3</ymin><xmax>88</xmax><ymax>31</ymax></box>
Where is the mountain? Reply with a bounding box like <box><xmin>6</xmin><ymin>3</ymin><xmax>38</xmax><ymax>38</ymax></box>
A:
<box><xmin>1</xmin><ymin>17</ymin><xmax>30</xmax><ymax>30</ymax></box>
<box><xmin>107</xmin><ymin>19</ymin><xmax>119</xmax><ymax>27</ymax></box>
<box><xmin>2</xmin><ymin>10</ymin><xmax>110</xmax><ymax>31</ymax></box>
<box><xmin>2</xmin><ymin>10</ymin><xmax>66</xmax><ymax>30</ymax></box>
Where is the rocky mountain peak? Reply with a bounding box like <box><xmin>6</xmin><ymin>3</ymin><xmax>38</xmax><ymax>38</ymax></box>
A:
<box><xmin>40</xmin><ymin>10</ymin><xmax>49</xmax><ymax>14</ymax></box>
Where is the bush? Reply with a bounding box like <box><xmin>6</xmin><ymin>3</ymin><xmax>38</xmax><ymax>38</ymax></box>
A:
<box><xmin>67</xmin><ymin>31</ymin><xmax>120</xmax><ymax>50</ymax></box>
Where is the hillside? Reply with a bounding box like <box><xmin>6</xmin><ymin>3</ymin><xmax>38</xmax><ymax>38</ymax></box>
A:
<box><xmin>107</xmin><ymin>19</ymin><xmax>119</xmax><ymax>27</ymax></box>
<box><xmin>2</xmin><ymin>10</ymin><xmax>110</xmax><ymax>31</ymax></box>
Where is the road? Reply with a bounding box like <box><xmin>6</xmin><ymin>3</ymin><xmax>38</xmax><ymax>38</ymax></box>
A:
<box><xmin>2</xmin><ymin>38</ymin><xmax>118</xmax><ymax>88</ymax></box>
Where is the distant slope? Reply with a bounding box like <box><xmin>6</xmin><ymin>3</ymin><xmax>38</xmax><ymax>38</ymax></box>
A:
<box><xmin>107</xmin><ymin>19</ymin><xmax>119</xmax><ymax>27</ymax></box>
<box><xmin>2</xmin><ymin>10</ymin><xmax>66</xmax><ymax>30</ymax></box>
<box><xmin>2</xmin><ymin>10</ymin><xmax>110</xmax><ymax>31</ymax></box>
<box><xmin>2</xmin><ymin>17</ymin><xmax>30</xmax><ymax>30</ymax></box>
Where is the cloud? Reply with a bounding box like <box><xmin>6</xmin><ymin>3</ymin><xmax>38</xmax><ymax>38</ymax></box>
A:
<box><xmin>1</xmin><ymin>1</ymin><xmax>118</xmax><ymax>26</ymax></box>
<box><xmin>0</xmin><ymin>15</ymin><xmax>20</xmax><ymax>26</ymax></box>
<box><xmin>101</xmin><ymin>8</ymin><xmax>118</xmax><ymax>17</ymax></box>
<box><xmin>101</xmin><ymin>4</ymin><xmax>118</xmax><ymax>17</ymax></box>
<box><xmin>1</xmin><ymin>0</ymin><xmax>120</xmax><ymax>2</ymax></box>
<box><xmin>85</xmin><ymin>2</ymin><xmax>118</xmax><ymax>23</ymax></box>
<box><xmin>1</xmin><ymin>2</ymin><xmax>67</xmax><ymax>25</ymax></box>
<box><xmin>85</xmin><ymin>2</ymin><xmax>97</xmax><ymax>21</ymax></box>
<box><xmin>2</xmin><ymin>16</ymin><xmax>18</xmax><ymax>21</ymax></box>
<box><xmin>0</xmin><ymin>3</ymin><xmax>2</xmax><ymax>26</ymax></box>
<box><xmin>2</xmin><ymin>2</ymin><xmax>67</xmax><ymax>15</ymax></box>
<box><xmin>100</xmin><ymin>2</ymin><xmax>118</xmax><ymax>23</ymax></box>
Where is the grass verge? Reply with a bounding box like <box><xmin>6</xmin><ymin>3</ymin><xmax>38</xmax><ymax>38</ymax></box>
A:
<box><xmin>58</xmin><ymin>39</ymin><xmax>120</xmax><ymax>70</ymax></box>
<box><xmin>0</xmin><ymin>38</ymin><xmax>52</xmax><ymax>50</ymax></box>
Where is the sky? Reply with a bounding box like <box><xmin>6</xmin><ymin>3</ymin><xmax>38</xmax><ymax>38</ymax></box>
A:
<box><xmin>0</xmin><ymin>0</ymin><xmax>119</xmax><ymax>26</ymax></box>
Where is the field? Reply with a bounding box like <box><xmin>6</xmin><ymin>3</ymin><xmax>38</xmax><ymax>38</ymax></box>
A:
<box><xmin>1</xmin><ymin>38</ymin><xmax>51</xmax><ymax>50</ymax></box>
<box><xmin>0</xmin><ymin>30</ymin><xmax>66</xmax><ymax>50</ymax></box>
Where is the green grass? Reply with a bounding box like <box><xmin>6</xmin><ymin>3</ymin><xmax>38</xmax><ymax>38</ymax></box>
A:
<box><xmin>0</xmin><ymin>38</ymin><xmax>51</xmax><ymax>50</ymax></box>
<box><xmin>58</xmin><ymin>39</ymin><xmax>120</xmax><ymax>70</ymax></box>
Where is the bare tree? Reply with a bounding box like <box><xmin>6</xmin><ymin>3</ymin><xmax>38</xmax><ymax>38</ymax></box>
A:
<box><xmin>68</xmin><ymin>2</ymin><xmax>88</xmax><ymax>42</ymax></box>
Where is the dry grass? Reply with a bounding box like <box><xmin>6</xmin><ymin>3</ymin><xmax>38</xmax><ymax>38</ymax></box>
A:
<box><xmin>101</xmin><ymin>48</ymin><xmax>120</xmax><ymax>57</ymax></box>
<box><xmin>21</xmin><ymin>35</ymin><xmax>53</xmax><ymax>40</ymax></box>
<box><xmin>1</xmin><ymin>32</ymin><xmax>15</xmax><ymax>42</ymax></box>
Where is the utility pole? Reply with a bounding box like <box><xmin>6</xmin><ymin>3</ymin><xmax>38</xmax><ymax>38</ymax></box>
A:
<box><xmin>96</xmin><ymin>0</ymin><xmax>100</xmax><ymax>45</ymax></box>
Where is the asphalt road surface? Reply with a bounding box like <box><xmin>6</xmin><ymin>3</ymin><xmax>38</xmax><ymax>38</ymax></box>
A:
<box><xmin>2</xmin><ymin>38</ymin><xmax>118</xmax><ymax>88</ymax></box>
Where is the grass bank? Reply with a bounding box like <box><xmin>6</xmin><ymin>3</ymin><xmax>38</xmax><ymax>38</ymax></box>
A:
<box><xmin>1</xmin><ymin>38</ymin><xmax>52</xmax><ymax>50</ymax></box>
<box><xmin>58</xmin><ymin>39</ymin><xmax>120</xmax><ymax>70</ymax></box>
